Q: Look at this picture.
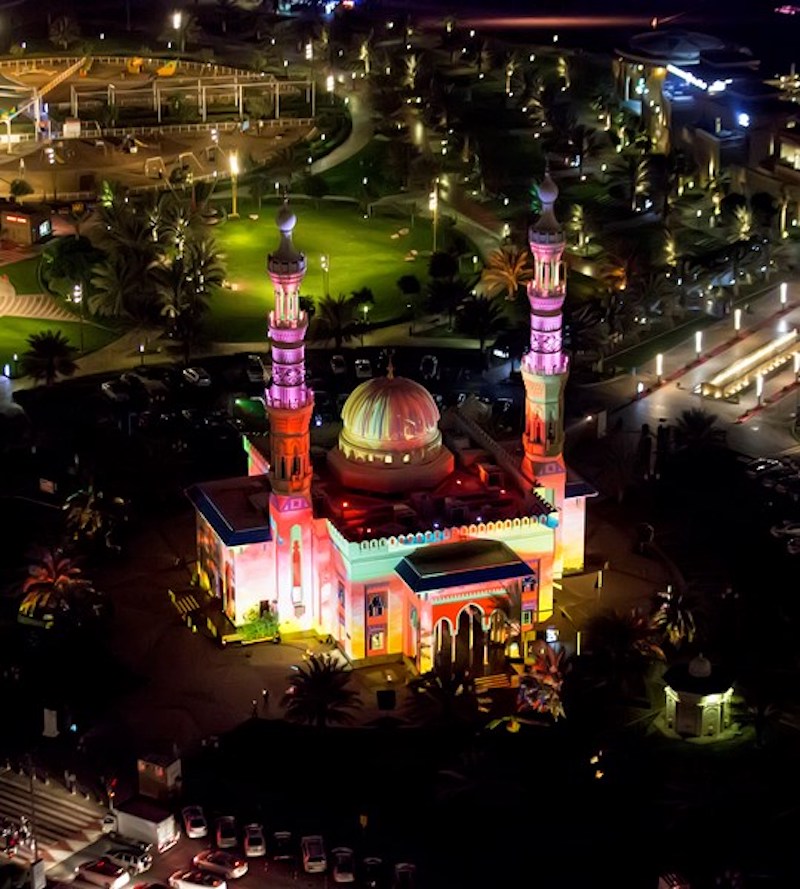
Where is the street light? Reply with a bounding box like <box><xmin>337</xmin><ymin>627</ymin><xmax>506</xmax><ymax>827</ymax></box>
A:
<box><xmin>756</xmin><ymin>373</ymin><xmax>764</xmax><ymax>405</ymax></box>
<box><xmin>429</xmin><ymin>179</ymin><xmax>439</xmax><ymax>253</ymax></box>
<box><xmin>229</xmin><ymin>151</ymin><xmax>239</xmax><ymax>219</ymax></box>
<box><xmin>320</xmin><ymin>254</ymin><xmax>329</xmax><ymax>296</ymax></box>
<box><xmin>655</xmin><ymin>352</ymin><xmax>663</xmax><ymax>383</ymax></box>
<box><xmin>172</xmin><ymin>11</ymin><xmax>185</xmax><ymax>53</ymax></box>
<box><xmin>781</xmin><ymin>281</ymin><xmax>788</xmax><ymax>306</ymax></box>
<box><xmin>73</xmin><ymin>283</ymin><xmax>84</xmax><ymax>354</ymax></box>
<box><xmin>360</xmin><ymin>304</ymin><xmax>370</xmax><ymax>346</ymax></box>
<box><xmin>139</xmin><ymin>343</ymin><xmax>145</xmax><ymax>366</ymax></box>
<box><xmin>734</xmin><ymin>307</ymin><xmax>742</xmax><ymax>333</ymax></box>
<box><xmin>695</xmin><ymin>330</ymin><xmax>703</xmax><ymax>358</ymax></box>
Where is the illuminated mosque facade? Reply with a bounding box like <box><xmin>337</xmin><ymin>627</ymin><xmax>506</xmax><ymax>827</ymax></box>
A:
<box><xmin>189</xmin><ymin>175</ymin><xmax>589</xmax><ymax>672</ymax></box>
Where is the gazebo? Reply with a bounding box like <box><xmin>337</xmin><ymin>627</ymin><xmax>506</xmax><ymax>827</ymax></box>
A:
<box><xmin>663</xmin><ymin>654</ymin><xmax>734</xmax><ymax>739</ymax></box>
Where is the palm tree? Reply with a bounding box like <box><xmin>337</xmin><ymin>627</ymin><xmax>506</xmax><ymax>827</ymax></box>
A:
<box><xmin>9</xmin><ymin>179</ymin><xmax>33</xmax><ymax>202</ymax></box>
<box><xmin>64</xmin><ymin>488</ymin><xmax>128</xmax><ymax>554</ymax></box>
<box><xmin>517</xmin><ymin>640</ymin><xmax>566</xmax><ymax>720</ymax></box>
<box><xmin>627</xmin><ymin>271</ymin><xmax>680</xmax><ymax>322</ymax></box>
<box><xmin>674</xmin><ymin>408</ymin><xmax>725</xmax><ymax>452</ymax></box>
<box><xmin>426</xmin><ymin>276</ymin><xmax>472</xmax><ymax>331</ymax></box>
<box><xmin>608</xmin><ymin>151</ymin><xmax>650</xmax><ymax>212</ymax></box>
<box><xmin>480</xmin><ymin>246</ymin><xmax>533</xmax><ymax>301</ymax></box>
<box><xmin>89</xmin><ymin>254</ymin><xmax>136</xmax><ymax>319</ymax></box>
<box><xmin>406</xmin><ymin>668</ymin><xmax>479</xmax><ymax>725</ymax></box>
<box><xmin>308</xmin><ymin>294</ymin><xmax>361</xmax><ymax>348</ymax></box>
<box><xmin>49</xmin><ymin>15</ymin><xmax>80</xmax><ymax>49</ymax></box>
<box><xmin>585</xmin><ymin>608</ymin><xmax>664</xmax><ymax>698</ymax></box>
<box><xmin>653</xmin><ymin>587</ymin><xmax>697</xmax><ymax>648</ymax></box>
<box><xmin>504</xmin><ymin>50</ymin><xmax>520</xmax><ymax>94</ymax></box>
<box><xmin>18</xmin><ymin>548</ymin><xmax>93</xmax><ymax>628</ymax></box>
<box><xmin>455</xmin><ymin>294</ymin><xmax>509</xmax><ymax>353</ymax></box>
<box><xmin>20</xmin><ymin>331</ymin><xmax>78</xmax><ymax>386</ymax></box>
<box><xmin>281</xmin><ymin>653</ymin><xmax>361</xmax><ymax>729</ymax></box>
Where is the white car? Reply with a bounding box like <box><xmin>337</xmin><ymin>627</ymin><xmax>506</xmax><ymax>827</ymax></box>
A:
<box><xmin>183</xmin><ymin>367</ymin><xmax>212</xmax><ymax>387</ymax></box>
<box><xmin>101</xmin><ymin>380</ymin><xmax>131</xmax><ymax>403</ymax></box>
<box><xmin>182</xmin><ymin>806</ymin><xmax>208</xmax><ymax>839</ymax></box>
<box><xmin>243</xmin><ymin>824</ymin><xmax>266</xmax><ymax>858</ymax></box>
<box><xmin>75</xmin><ymin>859</ymin><xmax>131</xmax><ymax>889</ymax></box>
<box><xmin>355</xmin><ymin>358</ymin><xmax>372</xmax><ymax>379</ymax></box>
<box><xmin>104</xmin><ymin>848</ymin><xmax>152</xmax><ymax>875</ymax></box>
<box><xmin>788</xmin><ymin>538</ymin><xmax>800</xmax><ymax>555</ymax></box>
<box><xmin>770</xmin><ymin>521</ymin><xmax>800</xmax><ymax>539</ymax></box>
<box><xmin>331</xmin><ymin>847</ymin><xmax>355</xmax><ymax>883</ymax></box>
<box><xmin>215</xmin><ymin>816</ymin><xmax>237</xmax><ymax>849</ymax></box>
<box><xmin>300</xmin><ymin>835</ymin><xmax>326</xmax><ymax>874</ymax></box>
<box><xmin>392</xmin><ymin>863</ymin><xmax>416</xmax><ymax>889</ymax></box>
<box><xmin>193</xmin><ymin>851</ymin><xmax>248</xmax><ymax>880</ymax></box>
<box><xmin>168</xmin><ymin>870</ymin><xmax>226</xmax><ymax>889</ymax></box>
<box><xmin>330</xmin><ymin>354</ymin><xmax>347</xmax><ymax>375</ymax></box>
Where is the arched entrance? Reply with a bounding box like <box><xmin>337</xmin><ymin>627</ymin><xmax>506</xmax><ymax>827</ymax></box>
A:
<box><xmin>487</xmin><ymin>608</ymin><xmax>507</xmax><ymax>674</ymax></box>
<box><xmin>433</xmin><ymin>618</ymin><xmax>453</xmax><ymax>674</ymax></box>
<box><xmin>454</xmin><ymin>605</ymin><xmax>485</xmax><ymax>677</ymax></box>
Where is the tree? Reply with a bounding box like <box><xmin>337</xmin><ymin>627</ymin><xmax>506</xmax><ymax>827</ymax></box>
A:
<box><xmin>480</xmin><ymin>246</ymin><xmax>532</xmax><ymax>301</ymax></box>
<box><xmin>608</xmin><ymin>151</ymin><xmax>650</xmax><ymax>212</ymax></box>
<box><xmin>158</xmin><ymin>12</ymin><xmax>201</xmax><ymax>50</ymax></box>
<box><xmin>281</xmin><ymin>653</ymin><xmax>361</xmax><ymax>729</ymax></box>
<box><xmin>49</xmin><ymin>16</ymin><xmax>80</xmax><ymax>50</ymax></box>
<box><xmin>308</xmin><ymin>293</ymin><xmax>362</xmax><ymax>348</ymax></box>
<box><xmin>455</xmin><ymin>294</ymin><xmax>508</xmax><ymax>353</ymax></box>
<box><xmin>426</xmin><ymin>276</ymin><xmax>471</xmax><ymax>331</ymax></box>
<box><xmin>653</xmin><ymin>587</ymin><xmax>697</xmax><ymax>649</ymax></box>
<box><xmin>406</xmin><ymin>668</ymin><xmax>478</xmax><ymax>725</ymax></box>
<box><xmin>9</xmin><ymin>179</ymin><xmax>33</xmax><ymax>202</ymax></box>
<box><xmin>517</xmin><ymin>640</ymin><xmax>566</xmax><ymax>720</ymax></box>
<box><xmin>89</xmin><ymin>254</ymin><xmax>137</xmax><ymax>319</ymax></box>
<box><xmin>18</xmin><ymin>549</ymin><xmax>94</xmax><ymax>629</ymax></box>
<box><xmin>584</xmin><ymin>608</ymin><xmax>664</xmax><ymax>698</ymax></box>
<box><xmin>20</xmin><ymin>330</ymin><xmax>77</xmax><ymax>386</ymax></box>
<box><xmin>41</xmin><ymin>235</ymin><xmax>104</xmax><ymax>299</ymax></box>
<box><xmin>428</xmin><ymin>250</ymin><xmax>459</xmax><ymax>281</ymax></box>
<box><xmin>64</xmin><ymin>488</ymin><xmax>128</xmax><ymax>555</ymax></box>
<box><xmin>674</xmin><ymin>408</ymin><xmax>725</xmax><ymax>452</ymax></box>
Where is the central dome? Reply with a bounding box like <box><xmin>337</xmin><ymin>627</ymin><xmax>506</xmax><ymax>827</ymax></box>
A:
<box><xmin>342</xmin><ymin>375</ymin><xmax>440</xmax><ymax>449</ymax></box>
<box><xmin>328</xmin><ymin>374</ymin><xmax>454</xmax><ymax>494</ymax></box>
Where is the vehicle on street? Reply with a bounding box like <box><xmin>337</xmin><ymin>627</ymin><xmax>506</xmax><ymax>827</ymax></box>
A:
<box><xmin>770</xmin><ymin>520</ymin><xmax>800</xmax><ymax>538</ymax></box>
<box><xmin>361</xmin><ymin>857</ymin><xmax>383</xmax><ymax>889</ymax></box>
<box><xmin>193</xmin><ymin>851</ymin><xmax>248</xmax><ymax>880</ymax></box>
<box><xmin>120</xmin><ymin>371</ymin><xmax>169</xmax><ymax>400</ymax></box>
<box><xmin>330</xmin><ymin>355</ymin><xmax>347</xmax><ymax>375</ymax></box>
<box><xmin>181</xmin><ymin>807</ymin><xmax>208</xmax><ymax>840</ymax></box>
<box><xmin>745</xmin><ymin>458</ymin><xmax>785</xmax><ymax>479</ymax></box>
<box><xmin>182</xmin><ymin>367</ymin><xmax>212</xmax><ymax>387</ymax></box>
<box><xmin>105</xmin><ymin>848</ymin><xmax>153</xmax><ymax>875</ymax></box>
<box><xmin>168</xmin><ymin>870</ymin><xmax>225</xmax><ymax>889</ymax></box>
<box><xmin>101</xmin><ymin>380</ymin><xmax>131</xmax><ymax>403</ymax></box>
<box><xmin>787</xmin><ymin>538</ymin><xmax>800</xmax><ymax>555</ymax></box>
<box><xmin>331</xmin><ymin>848</ymin><xmax>355</xmax><ymax>883</ymax></box>
<box><xmin>76</xmin><ymin>859</ymin><xmax>131</xmax><ymax>889</ymax></box>
<box><xmin>355</xmin><ymin>358</ymin><xmax>372</xmax><ymax>379</ymax></box>
<box><xmin>103</xmin><ymin>800</ymin><xmax>180</xmax><ymax>854</ymax></box>
<box><xmin>300</xmin><ymin>835</ymin><xmax>326</xmax><ymax>874</ymax></box>
<box><xmin>245</xmin><ymin>355</ymin><xmax>265</xmax><ymax>385</ymax></box>
<box><xmin>215</xmin><ymin>817</ymin><xmax>237</xmax><ymax>849</ymax></box>
<box><xmin>392</xmin><ymin>863</ymin><xmax>416</xmax><ymax>889</ymax></box>
<box><xmin>271</xmin><ymin>831</ymin><xmax>294</xmax><ymax>861</ymax></box>
<box><xmin>243</xmin><ymin>824</ymin><xmax>265</xmax><ymax>858</ymax></box>
<box><xmin>420</xmin><ymin>354</ymin><xmax>438</xmax><ymax>380</ymax></box>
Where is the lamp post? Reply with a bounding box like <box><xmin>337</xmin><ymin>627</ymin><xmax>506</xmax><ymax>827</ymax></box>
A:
<box><xmin>73</xmin><ymin>283</ymin><xmax>84</xmax><ymax>354</ymax></box>
<box><xmin>360</xmin><ymin>304</ymin><xmax>369</xmax><ymax>347</ymax></box>
<box><xmin>655</xmin><ymin>352</ymin><xmax>663</xmax><ymax>383</ymax></box>
<box><xmin>694</xmin><ymin>330</ymin><xmax>702</xmax><ymax>359</ymax></box>
<box><xmin>229</xmin><ymin>151</ymin><xmax>239</xmax><ymax>219</ymax></box>
<box><xmin>172</xmin><ymin>11</ymin><xmax>184</xmax><ymax>53</ymax></box>
<box><xmin>429</xmin><ymin>178</ymin><xmax>439</xmax><ymax>253</ymax></box>
<box><xmin>139</xmin><ymin>344</ymin><xmax>145</xmax><ymax>366</ymax></box>
<box><xmin>781</xmin><ymin>281</ymin><xmax>788</xmax><ymax>307</ymax></box>
<box><xmin>13</xmin><ymin>353</ymin><xmax>18</xmax><ymax>377</ymax></box>
<box><xmin>734</xmin><ymin>307</ymin><xmax>742</xmax><ymax>334</ymax></box>
<box><xmin>320</xmin><ymin>254</ymin><xmax>329</xmax><ymax>296</ymax></box>
<box><xmin>756</xmin><ymin>373</ymin><xmax>764</xmax><ymax>406</ymax></box>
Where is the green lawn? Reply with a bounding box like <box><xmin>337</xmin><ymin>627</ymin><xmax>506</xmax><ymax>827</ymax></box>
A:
<box><xmin>2</xmin><ymin>258</ymin><xmax>44</xmax><ymax>295</ymax></box>
<box><xmin>0</xmin><ymin>318</ymin><xmax>117</xmax><ymax>365</ymax></box>
<box><xmin>210</xmin><ymin>201</ymin><xmax>436</xmax><ymax>341</ymax></box>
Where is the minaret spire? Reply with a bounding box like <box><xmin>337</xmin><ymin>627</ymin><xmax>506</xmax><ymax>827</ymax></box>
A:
<box><xmin>266</xmin><ymin>201</ymin><xmax>314</xmax><ymax>496</ymax></box>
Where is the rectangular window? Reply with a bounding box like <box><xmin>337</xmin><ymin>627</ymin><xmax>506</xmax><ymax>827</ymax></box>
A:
<box><xmin>521</xmin><ymin>610</ymin><xmax>533</xmax><ymax>625</ymax></box>
<box><xmin>367</xmin><ymin>594</ymin><xmax>385</xmax><ymax>618</ymax></box>
<box><xmin>369</xmin><ymin>629</ymin><xmax>385</xmax><ymax>651</ymax></box>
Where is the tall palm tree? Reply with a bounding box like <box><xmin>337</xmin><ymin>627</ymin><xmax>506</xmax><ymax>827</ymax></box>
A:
<box><xmin>406</xmin><ymin>667</ymin><xmax>478</xmax><ymax>725</ymax></box>
<box><xmin>426</xmin><ymin>276</ymin><xmax>472</xmax><ymax>331</ymax></box>
<box><xmin>48</xmin><ymin>15</ymin><xmax>80</xmax><ymax>49</ymax></box>
<box><xmin>89</xmin><ymin>254</ymin><xmax>136</xmax><ymax>319</ymax></box>
<box><xmin>674</xmin><ymin>408</ymin><xmax>725</xmax><ymax>452</ymax></box>
<box><xmin>308</xmin><ymin>294</ymin><xmax>361</xmax><ymax>348</ymax></box>
<box><xmin>609</xmin><ymin>151</ymin><xmax>650</xmax><ymax>212</ymax></box>
<box><xmin>18</xmin><ymin>548</ymin><xmax>93</xmax><ymax>628</ymax></box>
<box><xmin>20</xmin><ymin>331</ymin><xmax>78</xmax><ymax>386</ymax></box>
<box><xmin>455</xmin><ymin>294</ymin><xmax>509</xmax><ymax>353</ymax></box>
<box><xmin>517</xmin><ymin>641</ymin><xmax>566</xmax><ymax>720</ymax></box>
<box><xmin>281</xmin><ymin>654</ymin><xmax>361</xmax><ymax>729</ymax></box>
<box><xmin>653</xmin><ymin>587</ymin><xmax>697</xmax><ymax>648</ymax></box>
<box><xmin>64</xmin><ymin>488</ymin><xmax>128</xmax><ymax>554</ymax></box>
<box><xmin>480</xmin><ymin>246</ymin><xmax>533</xmax><ymax>301</ymax></box>
<box><xmin>628</xmin><ymin>271</ymin><xmax>680</xmax><ymax>322</ymax></box>
<box><xmin>585</xmin><ymin>608</ymin><xmax>664</xmax><ymax>697</ymax></box>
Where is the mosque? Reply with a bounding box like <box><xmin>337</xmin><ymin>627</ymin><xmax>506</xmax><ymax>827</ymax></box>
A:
<box><xmin>188</xmin><ymin>174</ymin><xmax>590</xmax><ymax>673</ymax></box>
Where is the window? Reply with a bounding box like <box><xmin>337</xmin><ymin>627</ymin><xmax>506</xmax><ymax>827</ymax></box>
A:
<box><xmin>368</xmin><ymin>595</ymin><xmax>384</xmax><ymax>618</ymax></box>
<box><xmin>521</xmin><ymin>610</ymin><xmax>533</xmax><ymax>625</ymax></box>
<box><xmin>384</xmin><ymin>454</ymin><xmax>393</xmax><ymax>464</ymax></box>
<box><xmin>522</xmin><ymin>575</ymin><xmax>537</xmax><ymax>592</ymax></box>
<box><xmin>337</xmin><ymin>582</ymin><xmax>346</xmax><ymax>607</ymax></box>
<box><xmin>410</xmin><ymin>607</ymin><xmax>418</xmax><ymax>629</ymax></box>
<box><xmin>369</xmin><ymin>629</ymin><xmax>385</xmax><ymax>651</ymax></box>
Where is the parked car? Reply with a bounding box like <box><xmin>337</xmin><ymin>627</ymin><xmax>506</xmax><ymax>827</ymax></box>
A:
<box><xmin>331</xmin><ymin>848</ymin><xmax>355</xmax><ymax>883</ymax></box>
<box><xmin>120</xmin><ymin>371</ymin><xmax>169</xmax><ymax>400</ymax></box>
<box><xmin>271</xmin><ymin>831</ymin><xmax>294</xmax><ymax>861</ymax></box>
<box><xmin>355</xmin><ymin>358</ymin><xmax>372</xmax><ymax>379</ymax></box>
<box><xmin>243</xmin><ymin>824</ymin><xmax>265</xmax><ymax>858</ymax></box>
<box><xmin>419</xmin><ymin>354</ymin><xmax>438</xmax><ymax>380</ymax></box>
<box><xmin>787</xmin><ymin>538</ymin><xmax>800</xmax><ymax>555</ymax></box>
<box><xmin>392</xmin><ymin>863</ymin><xmax>416</xmax><ymax>889</ymax></box>
<box><xmin>361</xmin><ymin>857</ymin><xmax>384</xmax><ymax>889</ymax></box>
<box><xmin>775</xmin><ymin>476</ymin><xmax>800</xmax><ymax>502</ymax></box>
<box><xmin>300</xmin><ymin>836</ymin><xmax>326</xmax><ymax>874</ymax></box>
<box><xmin>101</xmin><ymin>380</ymin><xmax>131</xmax><ymax>403</ymax></box>
<box><xmin>770</xmin><ymin>520</ymin><xmax>800</xmax><ymax>538</ymax></box>
<box><xmin>215</xmin><ymin>817</ymin><xmax>237</xmax><ymax>850</ymax></box>
<box><xmin>192</xmin><ymin>851</ymin><xmax>247</xmax><ymax>880</ymax></box>
<box><xmin>245</xmin><ymin>355</ymin><xmax>265</xmax><ymax>385</ymax></box>
<box><xmin>183</xmin><ymin>367</ymin><xmax>212</xmax><ymax>387</ymax></box>
<box><xmin>745</xmin><ymin>457</ymin><xmax>785</xmax><ymax>477</ymax></box>
<box><xmin>76</xmin><ymin>859</ymin><xmax>131</xmax><ymax>889</ymax></box>
<box><xmin>181</xmin><ymin>807</ymin><xmax>208</xmax><ymax>840</ymax></box>
<box><xmin>168</xmin><ymin>871</ymin><xmax>225</xmax><ymax>889</ymax></box>
<box><xmin>330</xmin><ymin>355</ymin><xmax>347</xmax><ymax>375</ymax></box>
<box><xmin>105</xmin><ymin>848</ymin><xmax>153</xmax><ymax>875</ymax></box>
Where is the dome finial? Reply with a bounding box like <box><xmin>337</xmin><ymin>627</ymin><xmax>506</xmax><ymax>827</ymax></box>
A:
<box><xmin>386</xmin><ymin>350</ymin><xmax>395</xmax><ymax>380</ymax></box>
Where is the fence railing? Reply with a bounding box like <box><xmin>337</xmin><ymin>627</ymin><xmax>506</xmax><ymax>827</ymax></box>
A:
<box><xmin>0</xmin><ymin>55</ymin><xmax>267</xmax><ymax>80</ymax></box>
<box><xmin>89</xmin><ymin>117</ymin><xmax>315</xmax><ymax>138</ymax></box>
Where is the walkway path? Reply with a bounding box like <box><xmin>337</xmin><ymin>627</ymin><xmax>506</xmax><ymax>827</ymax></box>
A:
<box><xmin>0</xmin><ymin>291</ymin><xmax>80</xmax><ymax>323</ymax></box>
<box><xmin>310</xmin><ymin>91</ymin><xmax>373</xmax><ymax>176</ymax></box>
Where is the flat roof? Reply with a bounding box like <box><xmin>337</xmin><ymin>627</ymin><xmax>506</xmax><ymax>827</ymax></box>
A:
<box><xmin>395</xmin><ymin>539</ymin><xmax>536</xmax><ymax>593</ymax></box>
<box><xmin>186</xmin><ymin>475</ymin><xmax>272</xmax><ymax>546</ymax></box>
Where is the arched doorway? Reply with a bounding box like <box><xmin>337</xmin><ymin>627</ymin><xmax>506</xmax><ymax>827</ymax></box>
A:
<box><xmin>433</xmin><ymin>619</ymin><xmax>453</xmax><ymax>674</ymax></box>
<box><xmin>487</xmin><ymin>609</ymin><xmax>507</xmax><ymax>674</ymax></box>
<box><xmin>454</xmin><ymin>605</ymin><xmax>485</xmax><ymax>677</ymax></box>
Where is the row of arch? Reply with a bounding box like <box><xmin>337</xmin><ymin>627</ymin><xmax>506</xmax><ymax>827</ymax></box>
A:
<box><xmin>433</xmin><ymin>605</ymin><xmax>510</xmax><ymax>677</ymax></box>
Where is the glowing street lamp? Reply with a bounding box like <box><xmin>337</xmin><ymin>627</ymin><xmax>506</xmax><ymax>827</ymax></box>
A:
<box><xmin>756</xmin><ymin>373</ymin><xmax>764</xmax><ymax>405</ymax></box>
<box><xmin>326</xmin><ymin>74</ymin><xmax>335</xmax><ymax>95</ymax></box>
<box><xmin>429</xmin><ymin>179</ymin><xmax>439</xmax><ymax>253</ymax></box>
<box><xmin>228</xmin><ymin>151</ymin><xmax>239</xmax><ymax>219</ymax></box>
<box><xmin>655</xmin><ymin>352</ymin><xmax>663</xmax><ymax>383</ymax></box>
<box><xmin>172</xmin><ymin>11</ymin><xmax>185</xmax><ymax>53</ymax></box>
<box><xmin>73</xmin><ymin>283</ymin><xmax>84</xmax><ymax>354</ymax></box>
<box><xmin>320</xmin><ymin>254</ymin><xmax>330</xmax><ymax>295</ymax></box>
<box><xmin>139</xmin><ymin>343</ymin><xmax>146</xmax><ymax>366</ymax></box>
<box><xmin>781</xmin><ymin>281</ymin><xmax>788</xmax><ymax>306</ymax></box>
<box><xmin>695</xmin><ymin>330</ymin><xmax>703</xmax><ymax>358</ymax></box>
<box><xmin>734</xmin><ymin>307</ymin><xmax>742</xmax><ymax>333</ymax></box>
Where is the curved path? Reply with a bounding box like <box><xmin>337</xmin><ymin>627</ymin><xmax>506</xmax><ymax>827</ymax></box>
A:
<box><xmin>0</xmin><ymin>291</ymin><xmax>80</xmax><ymax>323</ymax></box>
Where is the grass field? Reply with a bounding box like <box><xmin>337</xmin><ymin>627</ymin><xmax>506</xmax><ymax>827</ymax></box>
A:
<box><xmin>210</xmin><ymin>200</ymin><xmax>436</xmax><ymax>341</ymax></box>
<box><xmin>0</xmin><ymin>317</ymin><xmax>117</xmax><ymax>366</ymax></box>
<box><xmin>2</xmin><ymin>258</ymin><xmax>44</xmax><ymax>294</ymax></box>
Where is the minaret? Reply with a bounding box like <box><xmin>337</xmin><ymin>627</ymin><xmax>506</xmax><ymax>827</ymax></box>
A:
<box><xmin>266</xmin><ymin>202</ymin><xmax>316</xmax><ymax>631</ymax></box>
<box><xmin>266</xmin><ymin>201</ymin><xmax>314</xmax><ymax>497</ymax></box>
<box><xmin>521</xmin><ymin>171</ymin><xmax>569</xmax><ymax>575</ymax></box>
